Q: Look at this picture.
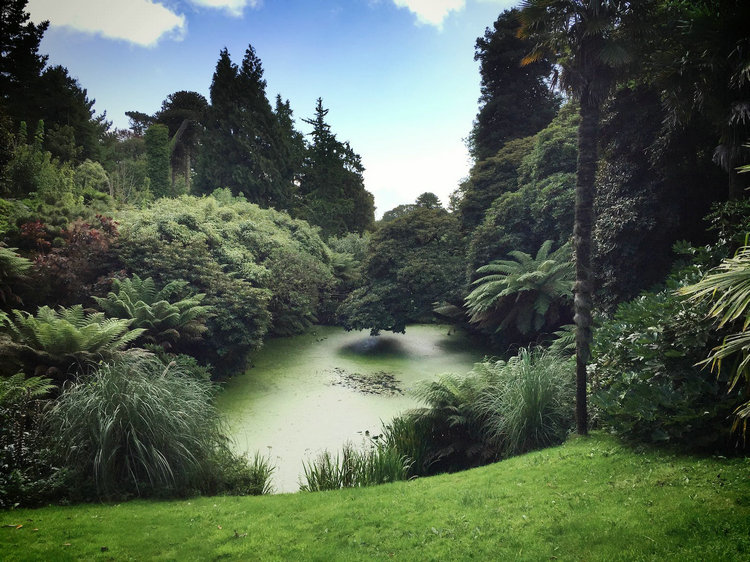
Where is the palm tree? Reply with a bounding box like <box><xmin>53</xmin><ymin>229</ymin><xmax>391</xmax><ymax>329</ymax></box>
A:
<box><xmin>519</xmin><ymin>0</ymin><xmax>635</xmax><ymax>434</ymax></box>
<box><xmin>465</xmin><ymin>240</ymin><xmax>573</xmax><ymax>338</ymax></box>
<box><xmin>680</xmin><ymin>245</ymin><xmax>750</xmax><ymax>433</ymax></box>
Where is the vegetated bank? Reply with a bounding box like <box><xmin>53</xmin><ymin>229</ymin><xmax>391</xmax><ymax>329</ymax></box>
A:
<box><xmin>2</xmin><ymin>433</ymin><xmax>748</xmax><ymax>561</ymax></box>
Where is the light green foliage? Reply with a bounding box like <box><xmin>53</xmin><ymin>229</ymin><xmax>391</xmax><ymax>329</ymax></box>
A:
<box><xmin>4</xmin><ymin>121</ymin><xmax>75</xmax><ymax>200</ymax></box>
<box><xmin>338</xmin><ymin>207</ymin><xmax>465</xmax><ymax>334</ymax></box>
<box><xmin>0</xmin><ymin>373</ymin><xmax>54</xmax><ymax>404</ymax></box>
<box><xmin>466</xmin><ymin>240</ymin><xmax>573</xmax><ymax>343</ymax></box>
<box><xmin>116</xmin><ymin>191</ymin><xmax>334</xmax><ymax>372</ymax></box>
<box><xmin>73</xmin><ymin>159</ymin><xmax>109</xmax><ymax>194</ymax></box>
<box><xmin>94</xmin><ymin>274</ymin><xmax>211</xmax><ymax>351</ymax></box>
<box><xmin>680</xmin><ymin>245</ymin><xmax>750</xmax><ymax>428</ymax></box>
<box><xmin>46</xmin><ymin>356</ymin><xmax>255</xmax><ymax>499</ymax></box>
<box><xmin>0</xmin><ymin>305</ymin><xmax>144</xmax><ymax>377</ymax></box>
<box><xmin>300</xmin><ymin>441</ymin><xmax>409</xmax><ymax>492</ymax></box>
<box><xmin>475</xmin><ymin>348</ymin><xmax>574</xmax><ymax>456</ymax></box>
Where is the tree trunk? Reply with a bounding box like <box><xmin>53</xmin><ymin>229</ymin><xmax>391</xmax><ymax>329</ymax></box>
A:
<box><xmin>574</xmin><ymin>97</ymin><xmax>600</xmax><ymax>436</ymax></box>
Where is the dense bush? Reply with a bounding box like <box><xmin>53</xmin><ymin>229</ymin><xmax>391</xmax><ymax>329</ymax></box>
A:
<box><xmin>592</xmin><ymin>255</ymin><xmax>745</xmax><ymax>451</ymax></box>
<box><xmin>0</xmin><ymin>374</ymin><xmax>63</xmax><ymax>509</ymax></box>
<box><xmin>46</xmin><ymin>356</ymin><xmax>269</xmax><ymax>500</ymax></box>
<box><xmin>116</xmin><ymin>191</ymin><xmax>335</xmax><ymax>373</ymax></box>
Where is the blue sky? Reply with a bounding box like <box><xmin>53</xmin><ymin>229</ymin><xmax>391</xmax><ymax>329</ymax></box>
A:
<box><xmin>26</xmin><ymin>0</ymin><xmax>516</xmax><ymax>216</ymax></box>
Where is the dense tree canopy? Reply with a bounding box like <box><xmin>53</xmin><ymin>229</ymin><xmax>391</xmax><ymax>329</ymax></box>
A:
<box><xmin>339</xmin><ymin>205</ymin><xmax>464</xmax><ymax>334</ymax></box>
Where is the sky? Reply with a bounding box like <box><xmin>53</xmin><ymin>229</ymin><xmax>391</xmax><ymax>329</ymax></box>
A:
<box><xmin>26</xmin><ymin>0</ymin><xmax>517</xmax><ymax>216</ymax></box>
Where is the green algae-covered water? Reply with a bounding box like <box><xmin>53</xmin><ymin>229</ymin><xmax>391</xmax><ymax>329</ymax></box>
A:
<box><xmin>216</xmin><ymin>325</ymin><xmax>489</xmax><ymax>493</ymax></box>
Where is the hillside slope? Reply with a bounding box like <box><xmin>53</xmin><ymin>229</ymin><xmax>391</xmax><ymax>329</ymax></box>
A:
<box><xmin>2</xmin><ymin>433</ymin><xmax>748</xmax><ymax>561</ymax></box>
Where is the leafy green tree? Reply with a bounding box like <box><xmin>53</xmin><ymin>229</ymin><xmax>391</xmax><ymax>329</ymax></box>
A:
<box><xmin>154</xmin><ymin>90</ymin><xmax>207</xmax><ymax>192</ymax></box>
<box><xmin>466</xmin><ymin>241</ymin><xmax>573</xmax><ymax>345</ymax></box>
<box><xmin>520</xmin><ymin>0</ymin><xmax>635</xmax><ymax>434</ymax></box>
<box><xmin>469</xmin><ymin>8</ymin><xmax>560</xmax><ymax>161</ymax></box>
<box><xmin>457</xmin><ymin>136</ymin><xmax>535</xmax><ymax>232</ymax></box>
<box><xmin>338</xmin><ymin>207</ymin><xmax>464</xmax><ymax>334</ymax></box>
<box><xmin>144</xmin><ymin>123</ymin><xmax>171</xmax><ymax>198</ymax></box>
<box><xmin>297</xmin><ymin>98</ymin><xmax>375</xmax><ymax>236</ymax></box>
<box><xmin>654</xmin><ymin>0</ymin><xmax>750</xmax><ymax>197</ymax></box>
<box><xmin>380</xmin><ymin>203</ymin><xmax>417</xmax><ymax>223</ymax></box>
<box><xmin>195</xmin><ymin>46</ymin><xmax>292</xmax><ymax>208</ymax></box>
<box><xmin>466</xmin><ymin>103</ymin><xmax>579</xmax><ymax>276</ymax></box>
<box><xmin>415</xmin><ymin>192</ymin><xmax>441</xmax><ymax>209</ymax></box>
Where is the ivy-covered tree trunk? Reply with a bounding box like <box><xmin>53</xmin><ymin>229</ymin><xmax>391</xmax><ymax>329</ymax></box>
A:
<box><xmin>573</xmin><ymin>96</ymin><xmax>599</xmax><ymax>436</ymax></box>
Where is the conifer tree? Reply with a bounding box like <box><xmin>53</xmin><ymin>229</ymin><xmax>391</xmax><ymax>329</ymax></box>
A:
<box><xmin>297</xmin><ymin>98</ymin><xmax>374</xmax><ymax>237</ymax></box>
<box><xmin>194</xmin><ymin>45</ymin><xmax>291</xmax><ymax>208</ymax></box>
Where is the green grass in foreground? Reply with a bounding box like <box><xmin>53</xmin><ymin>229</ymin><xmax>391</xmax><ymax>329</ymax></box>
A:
<box><xmin>2</xmin><ymin>433</ymin><xmax>749</xmax><ymax>561</ymax></box>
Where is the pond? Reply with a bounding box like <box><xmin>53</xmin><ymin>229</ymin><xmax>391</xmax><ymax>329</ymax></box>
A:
<box><xmin>215</xmin><ymin>324</ymin><xmax>490</xmax><ymax>493</ymax></box>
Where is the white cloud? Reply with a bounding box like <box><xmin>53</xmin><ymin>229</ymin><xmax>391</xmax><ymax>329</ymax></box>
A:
<box><xmin>391</xmin><ymin>0</ymin><xmax>466</xmax><ymax>27</ymax></box>
<box><xmin>188</xmin><ymin>0</ymin><xmax>260</xmax><ymax>18</ymax></box>
<box><xmin>27</xmin><ymin>0</ymin><xmax>186</xmax><ymax>47</ymax></box>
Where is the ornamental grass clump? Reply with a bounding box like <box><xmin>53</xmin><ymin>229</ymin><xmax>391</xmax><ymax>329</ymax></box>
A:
<box><xmin>300</xmin><ymin>441</ymin><xmax>409</xmax><ymax>492</ymax></box>
<box><xmin>476</xmin><ymin>348</ymin><xmax>575</xmax><ymax>456</ymax></box>
<box><xmin>47</xmin><ymin>355</ymin><xmax>251</xmax><ymax>499</ymax></box>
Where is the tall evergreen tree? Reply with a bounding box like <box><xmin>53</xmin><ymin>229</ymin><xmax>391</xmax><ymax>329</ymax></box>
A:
<box><xmin>145</xmin><ymin>124</ymin><xmax>170</xmax><ymax>198</ymax></box>
<box><xmin>195</xmin><ymin>46</ymin><xmax>291</xmax><ymax>208</ymax></box>
<box><xmin>0</xmin><ymin>0</ymin><xmax>48</xmax><ymax>121</ymax></box>
<box><xmin>469</xmin><ymin>8</ymin><xmax>560</xmax><ymax>161</ymax></box>
<box><xmin>297</xmin><ymin>98</ymin><xmax>374</xmax><ymax>237</ymax></box>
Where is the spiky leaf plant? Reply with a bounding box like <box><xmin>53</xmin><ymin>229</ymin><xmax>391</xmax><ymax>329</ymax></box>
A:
<box><xmin>94</xmin><ymin>274</ymin><xmax>212</xmax><ymax>351</ymax></box>
<box><xmin>476</xmin><ymin>348</ymin><xmax>575</xmax><ymax>456</ymax></box>
<box><xmin>680</xmin><ymin>245</ymin><xmax>750</xmax><ymax>432</ymax></box>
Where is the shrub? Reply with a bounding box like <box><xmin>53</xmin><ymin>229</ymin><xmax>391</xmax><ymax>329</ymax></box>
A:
<box><xmin>592</xmin><ymin>257</ymin><xmax>744</xmax><ymax>451</ymax></box>
<box><xmin>116</xmin><ymin>192</ymin><xmax>334</xmax><ymax>374</ymax></box>
<box><xmin>46</xmin><ymin>356</ymin><xmax>257</xmax><ymax>499</ymax></box>
<box><xmin>0</xmin><ymin>374</ymin><xmax>64</xmax><ymax>509</ymax></box>
<box><xmin>94</xmin><ymin>274</ymin><xmax>212</xmax><ymax>352</ymax></box>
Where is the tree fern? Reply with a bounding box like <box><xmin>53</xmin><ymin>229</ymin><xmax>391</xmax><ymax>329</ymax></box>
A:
<box><xmin>466</xmin><ymin>240</ymin><xmax>574</xmax><ymax>337</ymax></box>
<box><xmin>0</xmin><ymin>305</ymin><xmax>144</xmax><ymax>377</ymax></box>
<box><xmin>94</xmin><ymin>274</ymin><xmax>212</xmax><ymax>350</ymax></box>
<box><xmin>0</xmin><ymin>246</ymin><xmax>31</xmax><ymax>307</ymax></box>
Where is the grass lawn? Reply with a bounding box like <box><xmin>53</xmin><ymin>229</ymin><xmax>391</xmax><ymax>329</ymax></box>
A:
<box><xmin>2</xmin><ymin>433</ymin><xmax>748</xmax><ymax>561</ymax></box>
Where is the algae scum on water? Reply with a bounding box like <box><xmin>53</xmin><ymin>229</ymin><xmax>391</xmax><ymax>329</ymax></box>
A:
<box><xmin>216</xmin><ymin>325</ymin><xmax>488</xmax><ymax>492</ymax></box>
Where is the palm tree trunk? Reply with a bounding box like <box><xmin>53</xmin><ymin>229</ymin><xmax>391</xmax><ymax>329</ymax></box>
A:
<box><xmin>574</xmin><ymin>97</ymin><xmax>600</xmax><ymax>436</ymax></box>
